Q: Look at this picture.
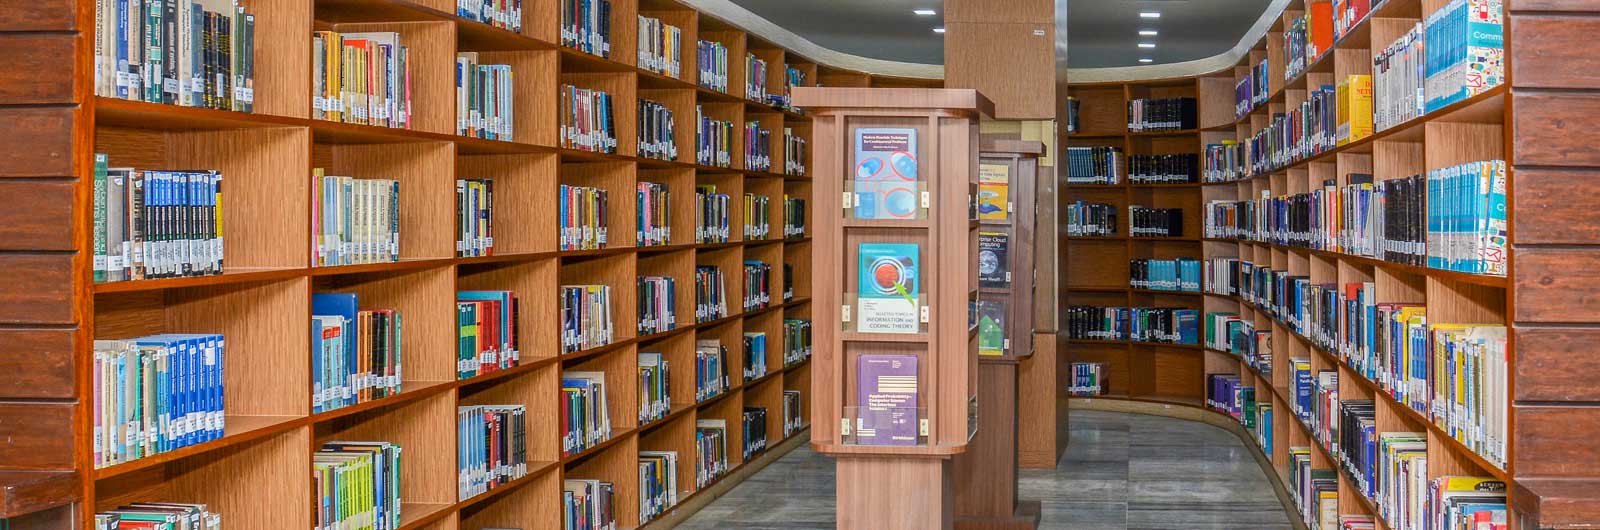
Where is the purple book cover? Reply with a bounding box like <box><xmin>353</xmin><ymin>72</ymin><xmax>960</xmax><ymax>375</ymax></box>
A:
<box><xmin>856</xmin><ymin>353</ymin><xmax>919</xmax><ymax>445</ymax></box>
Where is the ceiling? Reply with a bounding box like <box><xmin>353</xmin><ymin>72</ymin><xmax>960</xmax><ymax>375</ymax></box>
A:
<box><xmin>724</xmin><ymin>0</ymin><xmax>1273</xmax><ymax>69</ymax></box>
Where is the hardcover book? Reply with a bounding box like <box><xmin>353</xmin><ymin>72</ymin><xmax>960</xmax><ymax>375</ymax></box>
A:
<box><xmin>976</xmin><ymin>300</ymin><xmax>1006</xmax><ymax>356</ymax></box>
<box><xmin>977</xmin><ymin>163</ymin><xmax>1010</xmax><ymax>221</ymax></box>
<box><xmin>977</xmin><ymin>232</ymin><xmax>1009</xmax><ymax>288</ymax></box>
<box><xmin>856</xmin><ymin>242</ymin><xmax>920</xmax><ymax>333</ymax></box>
<box><xmin>855</xmin><ymin>354</ymin><xmax>919</xmax><ymax>445</ymax></box>
<box><xmin>852</xmin><ymin>128</ymin><xmax>919</xmax><ymax>220</ymax></box>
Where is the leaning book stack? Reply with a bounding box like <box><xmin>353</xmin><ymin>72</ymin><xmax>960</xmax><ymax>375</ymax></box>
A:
<box><xmin>93</xmin><ymin>0</ymin><xmax>255</xmax><ymax>111</ymax></box>
<box><xmin>561</xmin><ymin>371</ymin><xmax>613</xmax><ymax>456</ymax></box>
<box><xmin>564</xmin><ymin>479</ymin><xmax>616</xmax><ymax>530</ymax></box>
<box><xmin>638</xmin><ymin>451</ymin><xmax>679</xmax><ymax>523</ymax></box>
<box><xmin>93</xmin><ymin>334</ymin><xmax>226</xmax><ymax>469</ymax></box>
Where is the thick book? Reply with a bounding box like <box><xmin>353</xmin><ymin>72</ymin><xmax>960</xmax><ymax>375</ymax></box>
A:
<box><xmin>855</xmin><ymin>353</ymin><xmax>919</xmax><ymax>445</ymax></box>
<box><xmin>856</xmin><ymin>242</ymin><xmax>920</xmax><ymax>333</ymax></box>
<box><xmin>851</xmin><ymin>127</ymin><xmax>919</xmax><ymax>220</ymax></box>
<box><xmin>977</xmin><ymin>163</ymin><xmax>1010</xmax><ymax>221</ymax></box>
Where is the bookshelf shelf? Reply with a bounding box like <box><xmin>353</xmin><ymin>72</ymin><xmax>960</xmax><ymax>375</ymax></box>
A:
<box><xmin>1066</xmin><ymin>0</ymin><xmax>1522</xmax><ymax>524</ymax></box>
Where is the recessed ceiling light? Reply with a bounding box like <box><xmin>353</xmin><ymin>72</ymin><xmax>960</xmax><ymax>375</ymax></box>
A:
<box><xmin>1139</xmin><ymin>11</ymin><xmax>1161</xmax><ymax>18</ymax></box>
<box><xmin>913</xmin><ymin>8</ymin><xmax>937</xmax><ymax>15</ymax></box>
<box><xmin>1139</xmin><ymin>29</ymin><xmax>1159</xmax><ymax>36</ymax></box>
<box><xmin>1138</xmin><ymin>42</ymin><xmax>1157</xmax><ymax>48</ymax></box>
<box><xmin>1139</xmin><ymin>58</ymin><xmax>1155</xmax><ymax>63</ymax></box>
<box><xmin>932</xmin><ymin>26</ymin><xmax>946</xmax><ymax>34</ymax></box>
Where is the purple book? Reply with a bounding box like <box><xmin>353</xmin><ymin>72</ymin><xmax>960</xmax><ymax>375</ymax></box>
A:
<box><xmin>855</xmin><ymin>354</ymin><xmax>920</xmax><ymax>445</ymax></box>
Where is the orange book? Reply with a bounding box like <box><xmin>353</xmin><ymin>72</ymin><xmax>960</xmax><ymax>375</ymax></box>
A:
<box><xmin>1307</xmin><ymin>0</ymin><xmax>1335</xmax><ymax>60</ymax></box>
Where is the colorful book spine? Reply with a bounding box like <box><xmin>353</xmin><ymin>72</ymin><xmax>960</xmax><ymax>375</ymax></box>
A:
<box><xmin>92</xmin><ymin>334</ymin><xmax>225</xmax><ymax>468</ymax></box>
<box><xmin>314</xmin><ymin>441</ymin><xmax>403</xmax><ymax>530</ymax></box>
<box><xmin>457</xmin><ymin>405</ymin><xmax>527</xmax><ymax>501</ymax></box>
<box><xmin>1423</xmin><ymin>0</ymin><xmax>1504</xmax><ymax>114</ymax></box>
<box><xmin>563</xmin><ymin>478</ymin><xmax>616</xmax><ymax>530</ymax></box>
<box><xmin>744</xmin><ymin>53</ymin><xmax>767</xmax><ymax>102</ymax></box>
<box><xmin>694</xmin><ymin>339</ymin><xmax>729</xmax><ymax>402</ymax></box>
<box><xmin>695</xmin><ymin>184</ymin><xmax>730</xmax><ymax>243</ymax></box>
<box><xmin>311</xmin><ymin>31</ymin><xmax>411</xmax><ymax>128</ymax></box>
<box><xmin>94</xmin><ymin>0</ymin><xmax>255</xmax><ymax>111</ymax></box>
<box><xmin>694</xmin><ymin>419</ymin><xmax>728</xmax><ymax>487</ymax></box>
<box><xmin>456</xmin><ymin>178</ymin><xmax>495</xmax><ymax>257</ymax></box>
<box><xmin>694</xmin><ymin>265</ymin><xmax>727</xmax><ymax>322</ymax></box>
<box><xmin>638</xmin><ymin>99</ymin><xmax>678</xmax><ymax>162</ymax></box>
<box><xmin>637</xmin><ymin>181</ymin><xmax>671</xmax><ymax>246</ymax></box>
<box><xmin>783</xmin><ymin>318</ymin><xmax>812</xmax><ymax>367</ymax></box>
<box><xmin>782</xmin><ymin>194</ymin><xmax>806</xmax><ymax>238</ymax></box>
<box><xmin>696</xmin><ymin>105</ymin><xmax>733</xmax><ymax>167</ymax></box>
<box><xmin>782</xmin><ymin>390</ymin><xmax>803</xmax><ymax>437</ymax></box>
<box><xmin>312</xmin><ymin>170</ymin><xmax>401</xmax><ymax>267</ymax></box>
<box><xmin>1067</xmin><ymin>362</ymin><xmax>1108</xmax><ymax>396</ymax></box>
<box><xmin>558</xmin><ymin>184</ymin><xmax>610</xmax><ymax>251</ymax></box>
<box><xmin>638</xmin><ymin>451</ymin><xmax>679</xmax><ymax>523</ymax></box>
<box><xmin>696</xmin><ymin>40</ymin><xmax>728</xmax><ymax>92</ymax></box>
<box><xmin>637</xmin><ymin>275</ymin><xmax>676</xmax><ymax>335</ymax></box>
<box><xmin>457</xmin><ymin>290</ymin><xmax>520</xmax><ymax>379</ymax></box>
<box><xmin>560</xmin><ymin>0</ymin><xmax>612</xmax><ymax>57</ymax></box>
<box><xmin>457</xmin><ymin>0</ymin><xmax>521</xmax><ymax>31</ymax></box>
<box><xmin>560</xmin><ymin>370</ymin><xmax>612</xmax><ymax>456</ymax></box>
<box><xmin>92</xmin><ymin>160</ymin><xmax>224</xmax><ymax>282</ymax></box>
<box><xmin>638</xmin><ymin>351</ymin><xmax>670</xmax><ymax>424</ymax></box>
<box><xmin>560</xmin><ymin>285</ymin><xmax>614</xmax><ymax>354</ymax></box>
<box><xmin>455</xmin><ymin>53</ymin><xmax>514</xmax><ymax>141</ymax></box>
<box><xmin>784</xmin><ymin>127</ymin><xmax>807</xmax><ymax>176</ymax></box>
<box><xmin>743</xmin><ymin>121</ymin><xmax>772</xmax><ymax>171</ymax></box>
<box><xmin>742</xmin><ymin>193</ymin><xmax>771</xmax><ymax>240</ymax></box>
<box><xmin>636</xmin><ymin>16</ymin><xmax>682</xmax><ymax>78</ymax></box>
<box><xmin>741</xmin><ymin>406</ymin><xmax>768</xmax><ymax>458</ymax></box>
<box><xmin>560</xmin><ymin>84</ymin><xmax>618</xmax><ymax>153</ymax></box>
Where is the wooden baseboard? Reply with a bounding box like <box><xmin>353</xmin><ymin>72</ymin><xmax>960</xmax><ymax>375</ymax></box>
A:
<box><xmin>639</xmin><ymin>428</ymin><xmax>812</xmax><ymax>530</ymax></box>
<box><xmin>1069</xmin><ymin>398</ymin><xmax>1310</xmax><ymax>530</ymax></box>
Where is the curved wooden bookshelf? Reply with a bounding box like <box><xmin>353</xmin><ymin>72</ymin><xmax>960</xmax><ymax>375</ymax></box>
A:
<box><xmin>67</xmin><ymin>0</ymin><xmax>940</xmax><ymax>527</ymax></box>
<box><xmin>1064</xmin><ymin>0</ymin><xmax>1520</xmax><ymax>527</ymax></box>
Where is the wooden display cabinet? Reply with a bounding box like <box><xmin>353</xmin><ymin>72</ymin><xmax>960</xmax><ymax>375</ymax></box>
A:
<box><xmin>794</xmin><ymin>87</ymin><xmax>991</xmax><ymax>529</ymax></box>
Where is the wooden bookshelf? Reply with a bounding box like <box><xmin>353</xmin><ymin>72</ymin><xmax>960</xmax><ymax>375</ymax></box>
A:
<box><xmin>1062</xmin><ymin>0</ymin><xmax>1551</xmax><ymax>526</ymax></box>
<box><xmin>0</xmin><ymin>0</ymin><xmax>945</xmax><ymax>527</ymax></box>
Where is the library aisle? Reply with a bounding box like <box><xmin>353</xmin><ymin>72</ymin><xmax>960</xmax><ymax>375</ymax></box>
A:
<box><xmin>672</xmin><ymin>411</ymin><xmax>1292</xmax><ymax>530</ymax></box>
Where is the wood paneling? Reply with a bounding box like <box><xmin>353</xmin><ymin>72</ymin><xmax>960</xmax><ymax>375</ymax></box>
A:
<box><xmin>0</xmin><ymin>254</ymin><xmax>75</xmax><ymax>324</ymax></box>
<box><xmin>0</xmin><ymin>181</ymin><xmax>74</xmax><ymax>251</ymax></box>
<box><xmin>944</xmin><ymin>0</ymin><xmax>1053</xmax><ymax>24</ymax></box>
<box><xmin>836</xmin><ymin>456</ymin><xmax>953</xmax><ymax>530</ymax></box>
<box><xmin>1512</xmin><ymin>168</ymin><xmax>1600</xmax><ymax>245</ymax></box>
<box><xmin>944</xmin><ymin>22</ymin><xmax>1055</xmax><ymax>120</ymax></box>
<box><xmin>0</xmin><ymin>329</ymin><xmax>75</xmax><ymax>399</ymax></box>
<box><xmin>1514</xmin><ymin>249</ymin><xmax>1600</xmax><ymax>323</ymax></box>
<box><xmin>0</xmin><ymin>0</ymin><xmax>74</xmax><ymax>31</ymax></box>
<box><xmin>0</xmin><ymin>107</ymin><xmax>75</xmax><ymax>178</ymax></box>
<box><xmin>0</xmin><ymin>403</ymin><xmax>74</xmax><ymax>470</ymax></box>
<box><xmin>1511</xmin><ymin>15</ymin><xmax>1600</xmax><ymax>89</ymax></box>
<box><xmin>0</xmin><ymin>35</ymin><xmax>77</xmax><ymax>104</ymax></box>
<box><xmin>1513</xmin><ymin>405</ymin><xmax>1600</xmax><ymax>478</ymax></box>
<box><xmin>1514</xmin><ymin>327</ymin><xmax>1600</xmax><ymax>402</ymax></box>
<box><xmin>1513</xmin><ymin>92</ymin><xmax>1600</xmax><ymax>168</ymax></box>
<box><xmin>0</xmin><ymin>472</ymin><xmax>79</xmax><ymax>519</ymax></box>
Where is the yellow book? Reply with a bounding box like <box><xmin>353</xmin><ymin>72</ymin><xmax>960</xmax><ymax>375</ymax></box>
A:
<box><xmin>1336</xmin><ymin>75</ymin><xmax>1372</xmax><ymax>145</ymax></box>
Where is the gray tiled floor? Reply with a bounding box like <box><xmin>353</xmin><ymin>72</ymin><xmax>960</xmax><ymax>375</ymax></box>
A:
<box><xmin>670</xmin><ymin>410</ymin><xmax>1294</xmax><ymax>530</ymax></box>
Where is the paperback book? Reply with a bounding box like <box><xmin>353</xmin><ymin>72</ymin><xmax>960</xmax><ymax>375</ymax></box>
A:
<box><xmin>852</xmin><ymin>128</ymin><xmax>920</xmax><ymax>220</ymax></box>
<box><xmin>856</xmin><ymin>242</ymin><xmax>920</xmax><ymax>334</ymax></box>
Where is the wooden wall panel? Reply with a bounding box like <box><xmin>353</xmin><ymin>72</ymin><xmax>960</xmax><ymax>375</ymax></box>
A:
<box><xmin>1514</xmin><ymin>249</ymin><xmax>1600</xmax><ymax>323</ymax></box>
<box><xmin>1512</xmin><ymin>168</ymin><xmax>1600</xmax><ymax>245</ymax></box>
<box><xmin>0</xmin><ymin>181</ymin><xmax>74</xmax><ymax>251</ymax></box>
<box><xmin>1511</xmin><ymin>15</ymin><xmax>1600</xmax><ymax>89</ymax></box>
<box><xmin>0</xmin><ymin>254</ymin><xmax>75</xmax><ymax>324</ymax></box>
<box><xmin>1513</xmin><ymin>92</ymin><xmax>1600</xmax><ymax>168</ymax></box>
<box><xmin>0</xmin><ymin>403</ymin><xmax>74</xmax><ymax>470</ymax></box>
<box><xmin>0</xmin><ymin>35</ymin><xmax>77</xmax><ymax>104</ymax></box>
<box><xmin>0</xmin><ymin>0</ymin><xmax>75</xmax><ymax>31</ymax></box>
<box><xmin>1514</xmin><ymin>406</ymin><xmax>1600</xmax><ymax>478</ymax></box>
<box><xmin>944</xmin><ymin>0</ymin><xmax>1053</xmax><ymax>24</ymax></box>
<box><xmin>0</xmin><ymin>329</ymin><xmax>74</xmax><ymax>400</ymax></box>
<box><xmin>0</xmin><ymin>108</ymin><xmax>76</xmax><ymax>178</ymax></box>
<box><xmin>944</xmin><ymin>22</ymin><xmax>1055</xmax><ymax>120</ymax></box>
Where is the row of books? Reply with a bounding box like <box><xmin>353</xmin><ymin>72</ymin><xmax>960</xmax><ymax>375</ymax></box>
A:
<box><xmin>697</xmin><ymin>106</ymin><xmax>734</xmax><ymax>167</ymax></box>
<box><xmin>93</xmin><ymin>334</ymin><xmax>226</xmax><ymax>469</ymax></box>
<box><xmin>639</xmin><ymin>450</ymin><xmax>679</xmax><ymax>524</ymax></box>
<box><xmin>455</xmin><ymin>53</ymin><xmax>514</xmax><ymax>140</ymax></box>
<box><xmin>561</xmin><ymin>371</ymin><xmax>613</xmax><ymax>456</ymax></box>
<box><xmin>696</xmin><ymin>339</ymin><xmax>731</xmax><ymax>402</ymax></box>
<box><xmin>561</xmin><ymin>0</ymin><xmax>612</xmax><ymax>57</ymax></box>
<box><xmin>639</xmin><ymin>99</ymin><xmax>678</xmax><ymax>161</ymax></box>
<box><xmin>777</xmin><ymin>66</ymin><xmax>805</xmax><ymax>111</ymax></box>
<box><xmin>1067</xmin><ymin>362</ymin><xmax>1109</xmax><ymax>396</ymax></box>
<box><xmin>564</xmin><ymin>478</ymin><xmax>616</xmax><ymax>530</ymax></box>
<box><xmin>1283</xmin><ymin>0</ymin><xmax>1334</xmax><ymax>82</ymax></box>
<box><xmin>457</xmin><ymin>178</ymin><xmax>495</xmax><ymax>257</ymax></box>
<box><xmin>1227</xmin><ymin>261</ymin><xmax>1508</xmax><ymax>467</ymax></box>
<box><xmin>1127</xmin><ymin>97</ymin><xmax>1197</xmax><ymax>132</ymax></box>
<box><xmin>1064</xmin><ymin>146</ymin><xmax>1122</xmax><ymax>185</ymax></box>
<box><xmin>638</xmin><ymin>351</ymin><xmax>669</xmax><ymax>424</ymax></box>
<box><xmin>695</xmin><ymin>419</ymin><xmax>730</xmax><ymax>487</ymax></box>
<box><xmin>561</xmin><ymin>285</ymin><xmax>614</xmax><ymax>353</ymax></box>
<box><xmin>1128</xmin><ymin>153</ymin><xmax>1199</xmax><ymax>184</ymax></box>
<box><xmin>1235</xmin><ymin>60</ymin><xmax>1271</xmax><ymax>120</ymax></box>
<box><xmin>1203</xmin><ymin>309</ymin><xmax>1273</xmax><ymax>376</ymax></box>
<box><xmin>457</xmin><ymin>290</ymin><xmax>521</xmax><ymax>379</ymax></box>
<box><xmin>637</xmin><ymin>181</ymin><xmax>670</xmax><ymax>247</ymax></box>
<box><xmin>741</xmin><ymin>407</ymin><xmax>769</xmax><ymax>459</ymax></box>
<box><xmin>312</xmin><ymin>293</ymin><xmax>403</xmax><ymax>413</ymax></box>
<box><xmin>315</xmin><ymin>441</ymin><xmax>403</xmax><ymax>530</ymax></box>
<box><xmin>313</xmin><ymin>31</ymin><xmax>411</xmax><ymax>129</ymax></box>
<box><xmin>457</xmin><ymin>405</ymin><xmax>528</xmax><ymax>501</ymax></box>
<box><xmin>743</xmin><ymin>193</ymin><xmax>772</xmax><ymax>240</ymax></box>
<box><xmin>93</xmin><ymin>0</ymin><xmax>255</xmax><ymax>112</ymax></box>
<box><xmin>744</xmin><ymin>121</ymin><xmax>773</xmax><ymax>171</ymax></box>
<box><xmin>1065</xmin><ymin>201</ymin><xmax>1117</xmax><ymax>237</ymax></box>
<box><xmin>561</xmin><ymin>84</ymin><xmax>619</xmax><ymax>153</ymax></box>
<box><xmin>742</xmin><ymin>332</ymin><xmax>768</xmax><ymax>381</ymax></box>
<box><xmin>1287</xmin><ymin>447</ymin><xmax>1335</xmax><ymax>530</ymax></box>
<box><xmin>783</xmin><ymin>390</ymin><xmax>805</xmax><ymax>437</ymax></box>
<box><xmin>559</xmin><ymin>184</ymin><xmax>610</xmax><ymax>251</ymax></box>
<box><xmin>783</xmin><ymin>319</ymin><xmax>812</xmax><ymax>366</ymax></box>
<box><xmin>1064</xmin><ymin>305</ymin><xmax>1199</xmax><ymax>345</ymax></box>
<box><xmin>637</xmin><ymin>15</ymin><xmax>682</xmax><ymax>78</ymax></box>
<box><xmin>92</xmin><ymin>157</ymin><xmax>225</xmax><ymax>283</ymax></box>
<box><xmin>457</xmin><ymin>0</ymin><xmax>520</xmax><ymax>32</ymax></box>
<box><xmin>1202</xmin><ymin>162</ymin><xmax>1507</xmax><ymax>276</ymax></box>
<box><xmin>1129</xmin><ymin>258</ymin><xmax>1201</xmax><ymax>292</ymax></box>
<box><xmin>638</xmin><ymin>275</ymin><xmax>677</xmax><ymax>335</ymax></box>
<box><xmin>1128</xmin><ymin>206</ymin><xmax>1183</xmax><ymax>238</ymax></box>
<box><xmin>744</xmin><ymin>53</ymin><xmax>769</xmax><ymax>102</ymax></box>
<box><xmin>698</xmin><ymin>40</ymin><xmax>729</xmax><ymax>93</ymax></box>
<box><xmin>95</xmin><ymin>502</ymin><xmax>221</xmax><ymax>530</ymax></box>
<box><xmin>784</xmin><ymin>129</ymin><xmax>807</xmax><ymax>176</ymax></box>
<box><xmin>783</xmin><ymin>196</ymin><xmax>806</xmax><ymax>238</ymax></box>
<box><xmin>742</xmin><ymin>260</ymin><xmax>773</xmax><ymax>311</ymax></box>
<box><xmin>1205</xmin><ymin>374</ymin><xmax>1257</xmax><ymax>426</ymax></box>
<box><xmin>695</xmin><ymin>266</ymin><xmax>729</xmax><ymax>322</ymax></box>
<box><xmin>696</xmin><ymin>184</ymin><xmax>732</xmax><ymax>243</ymax></box>
<box><xmin>313</xmin><ymin>172</ymin><xmax>400</xmax><ymax>267</ymax></box>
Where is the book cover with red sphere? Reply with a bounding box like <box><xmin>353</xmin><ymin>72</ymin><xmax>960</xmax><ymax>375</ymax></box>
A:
<box><xmin>856</xmin><ymin>242</ymin><xmax>920</xmax><ymax>333</ymax></box>
<box><xmin>851</xmin><ymin>128</ymin><xmax>920</xmax><ymax>220</ymax></box>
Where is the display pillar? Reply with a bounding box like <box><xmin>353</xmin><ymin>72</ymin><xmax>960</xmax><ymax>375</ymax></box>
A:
<box><xmin>793</xmin><ymin>88</ymin><xmax>993</xmax><ymax>530</ymax></box>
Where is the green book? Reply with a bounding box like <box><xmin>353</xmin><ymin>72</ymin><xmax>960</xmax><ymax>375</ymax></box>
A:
<box><xmin>93</xmin><ymin>153</ymin><xmax>109</xmax><ymax>283</ymax></box>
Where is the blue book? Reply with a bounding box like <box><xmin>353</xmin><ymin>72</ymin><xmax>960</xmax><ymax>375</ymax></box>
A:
<box><xmin>852</xmin><ymin>128</ymin><xmax>920</xmax><ymax>220</ymax></box>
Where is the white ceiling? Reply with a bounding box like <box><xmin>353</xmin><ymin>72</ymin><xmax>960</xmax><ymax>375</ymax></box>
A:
<box><xmin>723</xmin><ymin>0</ymin><xmax>1272</xmax><ymax>69</ymax></box>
